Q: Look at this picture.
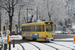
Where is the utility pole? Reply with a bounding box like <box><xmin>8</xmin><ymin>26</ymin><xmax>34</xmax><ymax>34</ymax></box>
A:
<box><xmin>26</xmin><ymin>8</ymin><xmax>34</xmax><ymax>23</ymax></box>
<box><xmin>27</xmin><ymin>9</ymin><xmax>28</xmax><ymax>23</ymax></box>
<box><xmin>0</xmin><ymin>12</ymin><xmax>1</xmax><ymax>31</ymax></box>
<box><xmin>37</xmin><ymin>6</ymin><xmax>38</xmax><ymax>20</ymax></box>
<box><xmin>18</xmin><ymin>5</ymin><xmax>24</xmax><ymax>32</ymax></box>
<box><xmin>18</xmin><ymin>7</ymin><xmax>21</xmax><ymax>32</ymax></box>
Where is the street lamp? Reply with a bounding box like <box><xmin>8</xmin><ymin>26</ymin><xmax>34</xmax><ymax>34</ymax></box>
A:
<box><xmin>0</xmin><ymin>11</ymin><xmax>1</xmax><ymax>31</ymax></box>
<box><xmin>15</xmin><ymin>24</ymin><xmax>18</xmax><ymax>33</ymax></box>
<box><xmin>5</xmin><ymin>20</ymin><xmax>8</xmax><ymax>31</ymax></box>
<box><xmin>18</xmin><ymin>4</ymin><xmax>25</xmax><ymax>32</ymax></box>
<box><xmin>26</xmin><ymin>8</ymin><xmax>33</xmax><ymax>23</ymax></box>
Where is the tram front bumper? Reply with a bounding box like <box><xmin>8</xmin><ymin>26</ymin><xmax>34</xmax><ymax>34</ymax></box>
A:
<box><xmin>45</xmin><ymin>38</ymin><xmax>54</xmax><ymax>41</ymax></box>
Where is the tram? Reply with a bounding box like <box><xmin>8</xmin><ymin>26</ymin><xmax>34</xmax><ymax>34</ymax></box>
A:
<box><xmin>22</xmin><ymin>22</ymin><xmax>54</xmax><ymax>42</ymax></box>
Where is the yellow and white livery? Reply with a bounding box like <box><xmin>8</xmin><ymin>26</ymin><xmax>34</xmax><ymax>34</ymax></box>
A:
<box><xmin>22</xmin><ymin>22</ymin><xmax>54</xmax><ymax>42</ymax></box>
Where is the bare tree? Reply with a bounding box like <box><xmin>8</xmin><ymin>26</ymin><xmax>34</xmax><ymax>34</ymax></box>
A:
<box><xmin>0</xmin><ymin>0</ymin><xmax>19</xmax><ymax>35</ymax></box>
<box><xmin>47</xmin><ymin>0</ymin><xmax>54</xmax><ymax>21</ymax></box>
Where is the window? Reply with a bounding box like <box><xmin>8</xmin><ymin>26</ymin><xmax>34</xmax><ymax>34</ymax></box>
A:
<box><xmin>33</xmin><ymin>25</ymin><xmax>42</xmax><ymax>32</ymax></box>
<box><xmin>37</xmin><ymin>25</ymin><xmax>41</xmax><ymax>32</ymax></box>
<box><xmin>46</xmin><ymin>24</ymin><xmax>53</xmax><ymax>31</ymax></box>
<box><xmin>30</xmin><ymin>26</ymin><xmax>32</xmax><ymax>31</ymax></box>
<box><xmin>28</xmin><ymin>26</ymin><xmax>30</xmax><ymax>31</ymax></box>
<box><xmin>33</xmin><ymin>26</ymin><xmax>35</xmax><ymax>31</ymax></box>
<box><xmin>22</xmin><ymin>26</ymin><xmax>25</xmax><ymax>31</ymax></box>
<box><xmin>22</xmin><ymin>25</ymin><xmax>44</xmax><ymax>32</ymax></box>
<box><xmin>42</xmin><ymin>25</ymin><xmax>44</xmax><ymax>32</ymax></box>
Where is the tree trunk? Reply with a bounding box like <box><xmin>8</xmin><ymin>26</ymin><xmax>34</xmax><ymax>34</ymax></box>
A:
<box><xmin>9</xmin><ymin>16</ymin><xmax>12</xmax><ymax>35</ymax></box>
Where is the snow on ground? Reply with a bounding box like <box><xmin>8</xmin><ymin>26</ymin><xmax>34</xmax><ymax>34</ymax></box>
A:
<box><xmin>11</xmin><ymin>44</ymin><xmax>23</xmax><ymax>50</ymax></box>
<box><xmin>9</xmin><ymin>35</ymin><xmax>22</xmax><ymax>40</ymax></box>
<box><xmin>21</xmin><ymin>43</ymin><xmax>38</xmax><ymax>50</ymax></box>
<box><xmin>7</xmin><ymin>44</ymin><xmax>23</xmax><ymax>50</ymax></box>
<box><xmin>12</xmin><ymin>41</ymin><xmax>75</xmax><ymax>50</ymax></box>
<box><xmin>46</xmin><ymin>43</ymin><xmax>72</xmax><ymax>50</ymax></box>
<box><xmin>29</xmin><ymin>42</ymin><xmax>56</xmax><ymax>50</ymax></box>
<box><xmin>0</xmin><ymin>35</ymin><xmax>75</xmax><ymax>50</ymax></box>
<box><xmin>0</xmin><ymin>35</ymin><xmax>22</xmax><ymax>42</ymax></box>
<box><xmin>55</xmin><ymin>38</ymin><xmax>73</xmax><ymax>41</ymax></box>
<box><xmin>54</xmin><ymin>42</ymin><xmax>74</xmax><ymax>49</ymax></box>
<box><xmin>12</xmin><ymin>36</ymin><xmax>75</xmax><ymax>50</ymax></box>
<box><xmin>72</xmin><ymin>26</ymin><xmax>75</xmax><ymax>29</ymax></box>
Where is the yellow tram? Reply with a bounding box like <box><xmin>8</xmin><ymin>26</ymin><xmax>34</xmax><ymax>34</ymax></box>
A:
<box><xmin>22</xmin><ymin>22</ymin><xmax>54</xmax><ymax>42</ymax></box>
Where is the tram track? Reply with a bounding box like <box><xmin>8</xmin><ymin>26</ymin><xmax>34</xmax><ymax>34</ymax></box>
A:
<box><xmin>19</xmin><ymin>43</ymin><xmax>25</xmax><ymax>50</ymax></box>
<box><xmin>52</xmin><ymin>42</ymin><xmax>74</xmax><ymax>50</ymax></box>
<box><xmin>42</xmin><ymin>43</ymin><xmax>58</xmax><ymax>50</ymax></box>
<box><xmin>18</xmin><ymin>41</ymin><xmax>74</xmax><ymax>50</ymax></box>
<box><xmin>29</xmin><ymin>42</ymin><xmax>58</xmax><ymax>50</ymax></box>
<box><xmin>29</xmin><ymin>43</ymin><xmax>40</xmax><ymax>50</ymax></box>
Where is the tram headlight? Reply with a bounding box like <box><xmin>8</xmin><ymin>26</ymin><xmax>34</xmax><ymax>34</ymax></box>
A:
<box><xmin>46</xmin><ymin>35</ymin><xmax>48</xmax><ymax>37</ymax></box>
<box><xmin>52</xmin><ymin>35</ymin><xmax>53</xmax><ymax>37</ymax></box>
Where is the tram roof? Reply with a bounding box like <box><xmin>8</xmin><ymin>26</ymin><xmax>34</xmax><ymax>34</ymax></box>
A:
<box><xmin>22</xmin><ymin>22</ymin><xmax>53</xmax><ymax>26</ymax></box>
<box><xmin>22</xmin><ymin>22</ymin><xmax>45</xmax><ymax>26</ymax></box>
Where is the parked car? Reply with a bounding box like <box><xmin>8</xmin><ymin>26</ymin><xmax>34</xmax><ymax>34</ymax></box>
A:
<box><xmin>18</xmin><ymin>31</ymin><xmax>22</xmax><ymax>35</ymax></box>
<box><xmin>63</xmin><ymin>30</ymin><xmax>73</xmax><ymax>34</ymax></box>
<box><xmin>54</xmin><ymin>31</ymin><xmax>63</xmax><ymax>34</ymax></box>
<box><xmin>12</xmin><ymin>31</ymin><xmax>17</xmax><ymax>35</ymax></box>
<box><xmin>70</xmin><ymin>29</ymin><xmax>75</xmax><ymax>34</ymax></box>
<box><xmin>0</xmin><ymin>32</ymin><xmax>1</xmax><ymax>37</ymax></box>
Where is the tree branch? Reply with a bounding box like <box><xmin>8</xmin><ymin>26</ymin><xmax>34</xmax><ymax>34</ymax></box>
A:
<box><xmin>0</xmin><ymin>6</ymin><xmax>8</xmax><ymax>10</ymax></box>
<box><xmin>13</xmin><ymin>0</ymin><xmax>18</xmax><ymax>6</ymax></box>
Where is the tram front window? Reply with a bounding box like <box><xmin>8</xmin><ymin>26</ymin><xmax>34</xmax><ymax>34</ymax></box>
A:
<box><xmin>46</xmin><ymin>25</ymin><xmax>53</xmax><ymax>31</ymax></box>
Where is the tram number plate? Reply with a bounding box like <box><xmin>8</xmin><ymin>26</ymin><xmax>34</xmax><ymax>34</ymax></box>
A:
<box><xmin>26</xmin><ymin>32</ymin><xmax>30</xmax><ymax>35</ymax></box>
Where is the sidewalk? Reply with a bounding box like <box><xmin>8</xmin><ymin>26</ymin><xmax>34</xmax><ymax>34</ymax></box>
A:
<box><xmin>54</xmin><ymin>38</ymin><xmax>73</xmax><ymax>42</ymax></box>
<box><xmin>7</xmin><ymin>44</ymin><xmax>23</xmax><ymax>50</ymax></box>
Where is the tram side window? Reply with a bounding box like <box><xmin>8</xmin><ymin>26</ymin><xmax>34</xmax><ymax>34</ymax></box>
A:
<box><xmin>26</xmin><ymin>26</ymin><xmax>28</xmax><ymax>31</ymax></box>
<box><xmin>42</xmin><ymin>25</ymin><xmax>44</xmax><ymax>32</ymax></box>
<box><xmin>30</xmin><ymin>26</ymin><xmax>32</xmax><ymax>31</ymax></box>
<box><xmin>27</xmin><ymin>26</ymin><xmax>30</xmax><ymax>31</ymax></box>
<box><xmin>37</xmin><ymin>25</ymin><xmax>41</xmax><ymax>32</ymax></box>
<box><xmin>22</xmin><ymin>26</ymin><xmax>25</xmax><ymax>31</ymax></box>
<box><xmin>28</xmin><ymin>26</ymin><xmax>30</xmax><ymax>31</ymax></box>
<box><xmin>37</xmin><ymin>25</ymin><xmax>39</xmax><ymax>31</ymax></box>
<box><xmin>32</xmin><ymin>26</ymin><xmax>33</xmax><ymax>31</ymax></box>
<box><xmin>35</xmin><ymin>25</ymin><xmax>37</xmax><ymax>31</ymax></box>
<box><xmin>31</xmin><ymin>26</ymin><xmax>33</xmax><ymax>31</ymax></box>
<box><xmin>25</xmin><ymin>26</ymin><xmax>26</xmax><ymax>31</ymax></box>
<box><xmin>33</xmin><ymin>26</ymin><xmax>35</xmax><ymax>31</ymax></box>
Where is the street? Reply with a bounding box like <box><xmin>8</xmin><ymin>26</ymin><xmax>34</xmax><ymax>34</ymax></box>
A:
<box><xmin>10</xmin><ymin>34</ymin><xmax>74</xmax><ymax>44</ymax></box>
<box><xmin>0</xmin><ymin>34</ymin><xmax>74</xmax><ymax>50</ymax></box>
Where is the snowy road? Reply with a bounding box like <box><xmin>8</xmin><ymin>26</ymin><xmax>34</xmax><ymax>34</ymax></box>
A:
<box><xmin>1</xmin><ymin>35</ymin><xmax>75</xmax><ymax>50</ymax></box>
<box><xmin>10</xmin><ymin>41</ymin><xmax>75</xmax><ymax>50</ymax></box>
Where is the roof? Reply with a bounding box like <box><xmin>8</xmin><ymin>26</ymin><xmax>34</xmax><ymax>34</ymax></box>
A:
<box><xmin>22</xmin><ymin>21</ymin><xmax>53</xmax><ymax>26</ymax></box>
<box><xmin>22</xmin><ymin>22</ymin><xmax>45</xmax><ymax>26</ymax></box>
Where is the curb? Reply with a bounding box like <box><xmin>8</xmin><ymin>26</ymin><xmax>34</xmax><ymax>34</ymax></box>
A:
<box><xmin>54</xmin><ymin>40</ymin><xmax>73</xmax><ymax>42</ymax></box>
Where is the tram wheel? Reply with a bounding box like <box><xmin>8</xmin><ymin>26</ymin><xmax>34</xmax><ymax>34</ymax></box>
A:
<box><xmin>22</xmin><ymin>37</ymin><xmax>25</xmax><ymax>40</ymax></box>
<box><xmin>33</xmin><ymin>38</ymin><xmax>37</xmax><ymax>41</ymax></box>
